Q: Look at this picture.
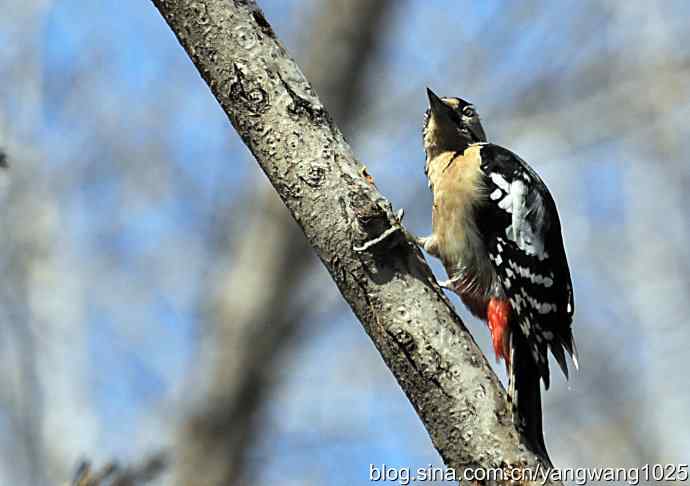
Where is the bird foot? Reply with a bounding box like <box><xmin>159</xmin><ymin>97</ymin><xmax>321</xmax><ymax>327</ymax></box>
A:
<box><xmin>437</xmin><ymin>276</ymin><xmax>461</xmax><ymax>290</ymax></box>
<box><xmin>353</xmin><ymin>208</ymin><xmax>408</xmax><ymax>252</ymax></box>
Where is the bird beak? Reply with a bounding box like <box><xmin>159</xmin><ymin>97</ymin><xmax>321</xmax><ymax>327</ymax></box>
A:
<box><xmin>426</xmin><ymin>87</ymin><xmax>446</xmax><ymax>114</ymax></box>
<box><xmin>426</xmin><ymin>88</ymin><xmax>453</xmax><ymax>127</ymax></box>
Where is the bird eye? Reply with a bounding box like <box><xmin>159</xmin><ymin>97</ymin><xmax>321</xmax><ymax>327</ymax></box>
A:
<box><xmin>462</xmin><ymin>106</ymin><xmax>475</xmax><ymax>117</ymax></box>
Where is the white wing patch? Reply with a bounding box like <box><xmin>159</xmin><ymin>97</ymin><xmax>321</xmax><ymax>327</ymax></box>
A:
<box><xmin>489</xmin><ymin>172</ymin><xmax>510</xmax><ymax>191</ymax></box>
<box><xmin>489</xmin><ymin>173</ymin><xmax>513</xmax><ymax>214</ymax></box>
<box><xmin>498</xmin><ymin>179</ymin><xmax>549</xmax><ymax>261</ymax></box>
<box><xmin>498</xmin><ymin>195</ymin><xmax>512</xmax><ymax>213</ymax></box>
<box><xmin>510</xmin><ymin>179</ymin><xmax>527</xmax><ymax>243</ymax></box>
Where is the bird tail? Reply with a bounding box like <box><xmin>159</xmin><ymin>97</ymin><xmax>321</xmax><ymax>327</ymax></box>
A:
<box><xmin>508</xmin><ymin>329</ymin><xmax>552</xmax><ymax>466</ymax></box>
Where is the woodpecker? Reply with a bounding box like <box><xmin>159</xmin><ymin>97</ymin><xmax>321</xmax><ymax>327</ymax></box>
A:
<box><xmin>417</xmin><ymin>88</ymin><xmax>577</xmax><ymax>461</ymax></box>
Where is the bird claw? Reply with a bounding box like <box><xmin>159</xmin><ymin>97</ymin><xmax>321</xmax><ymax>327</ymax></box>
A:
<box><xmin>393</xmin><ymin>207</ymin><xmax>429</xmax><ymax>248</ymax></box>
<box><xmin>353</xmin><ymin>207</ymin><xmax>423</xmax><ymax>253</ymax></box>
<box><xmin>353</xmin><ymin>224</ymin><xmax>402</xmax><ymax>252</ymax></box>
<box><xmin>395</xmin><ymin>207</ymin><xmax>405</xmax><ymax>222</ymax></box>
<box><xmin>354</xmin><ymin>208</ymin><xmax>406</xmax><ymax>252</ymax></box>
<box><xmin>437</xmin><ymin>277</ymin><xmax>459</xmax><ymax>290</ymax></box>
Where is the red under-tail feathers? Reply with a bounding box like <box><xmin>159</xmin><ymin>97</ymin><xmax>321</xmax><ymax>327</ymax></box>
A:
<box><xmin>487</xmin><ymin>298</ymin><xmax>511</xmax><ymax>364</ymax></box>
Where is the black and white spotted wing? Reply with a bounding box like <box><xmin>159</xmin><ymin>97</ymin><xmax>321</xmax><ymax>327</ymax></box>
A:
<box><xmin>476</xmin><ymin>143</ymin><xmax>576</xmax><ymax>388</ymax></box>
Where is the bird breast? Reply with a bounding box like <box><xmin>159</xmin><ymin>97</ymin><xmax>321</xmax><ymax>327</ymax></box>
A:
<box><xmin>427</xmin><ymin>146</ymin><xmax>496</xmax><ymax>297</ymax></box>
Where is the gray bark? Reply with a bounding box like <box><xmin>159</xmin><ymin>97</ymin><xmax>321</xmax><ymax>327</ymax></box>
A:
<box><xmin>151</xmin><ymin>0</ymin><xmax>560</xmax><ymax>483</ymax></box>
<box><xmin>173</xmin><ymin>1</ymin><xmax>393</xmax><ymax>485</ymax></box>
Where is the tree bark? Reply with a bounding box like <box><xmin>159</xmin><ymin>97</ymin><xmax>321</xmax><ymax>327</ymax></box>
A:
<box><xmin>151</xmin><ymin>0</ymin><xmax>560</xmax><ymax>483</ymax></box>
<box><xmin>173</xmin><ymin>1</ymin><xmax>394</xmax><ymax>485</ymax></box>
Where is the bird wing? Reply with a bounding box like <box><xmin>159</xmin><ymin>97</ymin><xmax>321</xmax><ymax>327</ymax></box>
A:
<box><xmin>476</xmin><ymin>143</ymin><xmax>576</xmax><ymax>387</ymax></box>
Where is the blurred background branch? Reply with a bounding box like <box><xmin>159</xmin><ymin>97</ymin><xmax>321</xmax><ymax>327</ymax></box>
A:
<box><xmin>68</xmin><ymin>455</ymin><xmax>166</xmax><ymax>486</ymax></box>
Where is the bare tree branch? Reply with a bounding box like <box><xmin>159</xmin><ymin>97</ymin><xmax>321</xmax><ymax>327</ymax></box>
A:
<box><xmin>152</xmin><ymin>0</ymin><xmax>560</xmax><ymax>483</ymax></box>
<box><xmin>68</xmin><ymin>454</ymin><xmax>166</xmax><ymax>486</ymax></box>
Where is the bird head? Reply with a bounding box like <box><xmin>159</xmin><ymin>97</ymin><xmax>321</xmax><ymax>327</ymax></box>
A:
<box><xmin>423</xmin><ymin>88</ymin><xmax>487</xmax><ymax>158</ymax></box>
